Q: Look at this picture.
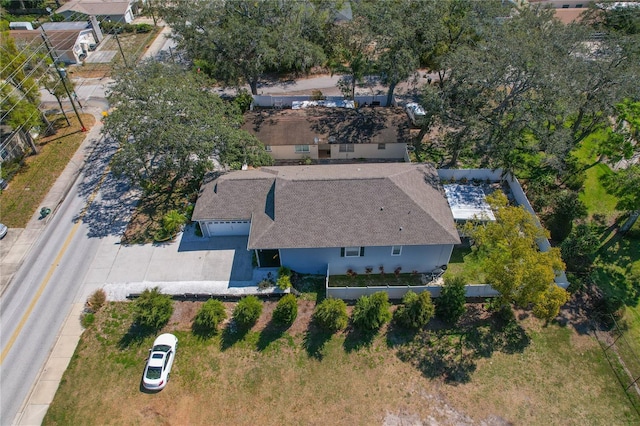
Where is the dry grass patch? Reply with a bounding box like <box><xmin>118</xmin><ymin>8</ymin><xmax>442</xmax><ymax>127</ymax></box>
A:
<box><xmin>44</xmin><ymin>298</ymin><xmax>639</xmax><ymax>425</ymax></box>
<box><xmin>0</xmin><ymin>114</ymin><xmax>96</xmax><ymax>227</ymax></box>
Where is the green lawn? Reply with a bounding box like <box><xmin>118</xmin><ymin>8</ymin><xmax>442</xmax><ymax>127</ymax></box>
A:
<box><xmin>0</xmin><ymin>114</ymin><xmax>96</xmax><ymax>227</ymax></box>
<box><xmin>43</xmin><ymin>301</ymin><xmax>640</xmax><ymax>425</ymax></box>
<box><xmin>572</xmin><ymin>130</ymin><xmax>620</xmax><ymax>218</ymax></box>
<box><xmin>571</xmin><ymin>132</ymin><xmax>640</xmax><ymax>396</ymax></box>
<box><xmin>444</xmin><ymin>245</ymin><xmax>486</xmax><ymax>284</ymax></box>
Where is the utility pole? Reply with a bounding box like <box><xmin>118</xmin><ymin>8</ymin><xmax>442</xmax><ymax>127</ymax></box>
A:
<box><xmin>40</xmin><ymin>29</ymin><xmax>86</xmax><ymax>132</ymax></box>
<box><xmin>106</xmin><ymin>18</ymin><xmax>128</xmax><ymax>68</ymax></box>
<box><xmin>113</xmin><ymin>29</ymin><xmax>128</xmax><ymax>68</ymax></box>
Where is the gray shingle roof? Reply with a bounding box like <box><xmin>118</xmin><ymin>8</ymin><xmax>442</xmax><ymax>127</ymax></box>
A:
<box><xmin>193</xmin><ymin>163</ymin><xmax>460</xmax><ymax>249</ymax></box>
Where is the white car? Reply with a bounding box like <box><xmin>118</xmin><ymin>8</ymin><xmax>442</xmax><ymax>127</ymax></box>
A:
<box><xmin>142</xmin><ymin>333</ymin><xmax>178</xmax><ymax>390</ymax></box>
<box><xmin>0</xmin><ymin>223</ymin><xmax>7</xmax><ymax>239</ymax></box>
<box><xmin>405</xmin><ymin>102</ymin><xmax>426</xmax><ymax>126</ymax></box>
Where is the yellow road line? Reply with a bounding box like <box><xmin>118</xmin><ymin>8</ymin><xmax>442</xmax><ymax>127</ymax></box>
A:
<box><xmin>0</xmin><ymin>169</ymin><xmax>109</xmax><ymax>366</ymax></box>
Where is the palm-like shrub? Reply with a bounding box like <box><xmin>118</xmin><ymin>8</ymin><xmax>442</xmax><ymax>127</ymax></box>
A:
<box><xmin>394</xmin><ymin>290</ymin><xmax>435</xmax><ymax>330</ymax></box>
<box><xmin>272</xmin><ymin>294</ymin><xmax>298</xmax><ymax>325</ymax></box>
<box><xmin>313</xmin><ymin>298</ymin><xmax>348</xmax><ymax>332</ymax></box>
<box><xmin>233</xmin><ymin>295</ymin><xmax>263</xmax><ymax>328</ymax></box>
<box><xmin>133</xmin><ymin>287</ymin><xmax>173</xmax><ymax>330</ymax></box>
<box><xmin>352</xmin><ymin>292</ymin><xmax>392</xmax><ymax>331</ymax></box>
<box><xmin>193</xmin><ymin>299</ymin><xmax>227</xmax><ymax>333</ymax></box>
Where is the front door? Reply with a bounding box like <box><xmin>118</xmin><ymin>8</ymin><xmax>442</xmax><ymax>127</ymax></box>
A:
<box><xmin>257</xmin><ymin>249</ymin><xmax>281</xmax><ymax>268</ymax></box>
<box><xmin>318</xmin><ymin>144</ymin><xmax>331</xmax><ymax>159</ymax></box>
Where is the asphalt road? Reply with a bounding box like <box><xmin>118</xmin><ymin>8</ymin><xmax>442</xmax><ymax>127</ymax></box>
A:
<box><xmin>0</xmin><ymin>133</ymin><xmax>117</xmax><ymax>424</ymax></box>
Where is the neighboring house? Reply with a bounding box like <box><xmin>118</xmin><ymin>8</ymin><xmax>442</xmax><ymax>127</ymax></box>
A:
<box><xmin>55</xmin><ymin>0</ymin><xmax>138</xmax><ymax>23</ymax></box>
<box><xmin>242</xmin><ymin>107</ymin><xmax>411</xmax><ymax>161</ymax></box>
<box><xmin>527</xmin><ymin>0</ymin><xmax>589</xmax><ymax>23</ymax></box>
<box><xmin>192</xmin><ymin>163</ymin><xmax>460</xmax><ymax>276</ymax></box>
<box><xmin>10</xmin><ymin>23</ymin><xmax>98</xmax><ymax>64</ymax></box>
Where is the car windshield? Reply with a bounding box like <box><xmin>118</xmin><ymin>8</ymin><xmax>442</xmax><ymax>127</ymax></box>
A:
<box><xmin>145</xmin><ymin>366</ymin><xmax>162</xmax><ymax>380</ymax></box>
<box><xmin>153</xmin><ymin>344</ymin><xmax>171</xmax><ymax>352</ymax></box>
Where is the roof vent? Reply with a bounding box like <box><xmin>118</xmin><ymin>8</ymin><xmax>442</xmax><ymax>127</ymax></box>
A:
<box><xmin>380</xmin><ymin>207</ymin><xmax>384</xmax><ymax>211</ymax></box>
<box><xmin>399</xmin><ymin>226</ymin><xmax>403</xmax><ymax>231</ymax></box>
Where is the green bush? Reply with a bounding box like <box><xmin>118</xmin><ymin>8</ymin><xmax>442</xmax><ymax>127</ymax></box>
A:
<box><xmin>133</xmin><ymin>287</ymin><xmax>173</xmax><ymax>330</ymax></box>
<box><xmin>193</xmin><ymin>299</ymin><xmax>227</xmax><ymax>333</ymax></box>
<box><xmin>233</xmin><ymin>295</ymin><xmax>263</xmax><ymax>328</ymax></box>
<box><xmin>81</xmin><ymin>312</ymin><xmax>95</xmax><ymax>328</ymax></box>
<box><xmin>135</xmin><ymin>23</ymin><xmax>153</xmax><ymax>33</ymax></box>
<box><xmin>277</xmin><ymin>266</ymin><xmax>293</xmax><ymax>290</ymax></box>
<box><xmin>234</xmin><ymin>89</ymin><xmax>253</xmax><ymax>113</ymax></box>
<box><xmin>272</xmin><ymin>294</ymin><xmax>298</xmax><ymax>325</ymax></box>
<box><xmin>352</xmin><ymin>292</ymin><xmax>392</xmax><ymax>331</ymax></box>
<box><xmin>313</xmin><ymin>298</ymin><xmax>348</xmax><ymax>332</ymax></box>
<box><xmin>436</xmin><ymin>276</ymin><xmax>467</xmax><ymax>324</ymax></box>
<box><xmin>394</xmin><ymin>290</ymin><xmax>435</xmax><ymax>330</ymax></box>
<box><xmin>276</xmin><ymin>274</ymin><xmax>292</xmax><ymax>290</ymax></box>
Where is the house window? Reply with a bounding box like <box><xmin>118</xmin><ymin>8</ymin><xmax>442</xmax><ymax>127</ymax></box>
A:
<box><xmin>378</xmin><ymin>143</ymin><xmax>386</xmax><ymax>150</ymax></box>
<box><xmin>341</xmin><ymin>247</ymin><xmax>364</xmax><ymax>257</ymax></box>
<box><xmin>339</xmin><ymin>144</ymin><xmax>354</xmax><ymax>153</ymax></box>
<box><xmin>295</xmin><ymin>145</ymin><xmax>310</xmax><ymax>153</ymax></box>
<box><xmin>265</xmin><ymin>145</ymin><xmax>272</xmax><ymax>152</ymax></box>
<box><xmin>391</xmin><ymin>245</ymin><xmax>402</xmax><ymax>256</ymax></box>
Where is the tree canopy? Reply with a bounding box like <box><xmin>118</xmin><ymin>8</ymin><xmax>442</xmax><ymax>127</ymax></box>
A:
<box><xmin>104</xmin><ymin>61</ymin><xmax>271</xmax><ymax>191</ymax></box>
<box><xmin>160</xmin><ymin>0</ymin><xmax>329</xmax><ymax>94</ymax></box>
<box><xmin>464</xmin><ymin>192</ymin><xmax>567</xmax><ymax>314</ymax></box>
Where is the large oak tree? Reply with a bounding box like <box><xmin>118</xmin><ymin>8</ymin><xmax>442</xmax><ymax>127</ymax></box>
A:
<box><xmin>160</xmin><ymin>0</ymin><xmax>329</xmax><ymax>95</ymax></box>
<box><xmin>104</xmin><ymin>61</ymin><xmax>271</xmax><ymax>191</ymax></box>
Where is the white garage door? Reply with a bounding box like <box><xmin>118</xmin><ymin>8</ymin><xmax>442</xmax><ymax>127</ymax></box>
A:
<box><xmin>205</xmin><ymin>220</ymin><xmax>251</xmax><ymax>236</ymax></box>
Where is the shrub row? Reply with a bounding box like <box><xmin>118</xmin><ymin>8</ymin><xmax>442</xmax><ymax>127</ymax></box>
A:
<box><xmin>119</xmin><ymin>277</ymin><xmax>468</xmax><ymax>336</ymax></box>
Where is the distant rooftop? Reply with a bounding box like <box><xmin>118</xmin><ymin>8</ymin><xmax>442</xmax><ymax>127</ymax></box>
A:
<box><xmin>443</xmin><ymin>184</ymin><xmax>496</xmax><ymax>221</ymax></box>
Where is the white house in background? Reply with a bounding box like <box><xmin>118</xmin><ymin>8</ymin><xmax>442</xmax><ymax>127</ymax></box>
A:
<box><xmin>10</xmin><ymin>22</ymin><xmax>98</xmax><ymax>64</ymax></box>
<box><xmin>242</xmin><ymin>107</ymin><xmax>411</xmax><ymax>162</ymax></box>
<box><xmin>55</xmin><ymin>0</ymin><xmax>141</xmax><ymax>23</ymax></box>
<box><xmin>192</xmin><ymin>163</ymin><xmax>460</xmax><ymax>275</ymax></box>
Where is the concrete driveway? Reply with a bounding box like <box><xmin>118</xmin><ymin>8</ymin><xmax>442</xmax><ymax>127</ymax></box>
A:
<box><xmin>83</xmin><ymin>224</ymin><xmax>256</xmax><ymax>301</ymax></box>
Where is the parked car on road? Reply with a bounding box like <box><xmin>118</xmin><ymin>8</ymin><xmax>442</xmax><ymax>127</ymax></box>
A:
<box><xmin>142</xmin><ymin>333</ymin><xmax>178</xmax><ymax>391</ymax></box>
<box><xmin>405</xmin><ymin>102</ymin><xmax>426</xmax><ymax>126</ymax></box>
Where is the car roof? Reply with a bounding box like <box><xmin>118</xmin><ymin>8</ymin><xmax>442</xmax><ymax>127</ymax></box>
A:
<box><xmin>148</xmin><ymin>352</ymin><xmax>166</xmax><ymax>368</ymax></box>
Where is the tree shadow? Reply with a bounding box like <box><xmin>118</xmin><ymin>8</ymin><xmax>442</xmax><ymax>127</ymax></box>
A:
<box><xmin>256</xmin><ymin>320</ymin><xmax>289</xmax><ymax>351</ymax></box>
<box><xmin>303</xmin><ymin>323</ymin><xmax>333</xmax><ymax>360</ymax></box>
<box><xmin>385</xmin><ymin>321</ymin><xmax>418</xmax><ymax>348</ymax></box>
<box><xmin>191</xmin><ymin>323</ymin><xmax>220</xmax><ymax>340</ymax></box>
<box><xmin>220</xmin><ymin>321</ymin><xmax>251</xmax><ymax>351</ymax></box>
<box><xmin>396</xmin><ymin>329</ymin><xmax>476</xmax><ymax>384</ymax></box>
<box><xmin>395</xmin><ymin>315</ymin><xmax>530</xmax><ymax>384</ymax></box>
<box><xmin>343</xmin><ymin>326</ymin><xmax>377</xmax><ymax>353</ymax></box>
<box><xmin>118</xmin><ymin>323</ymin><xmax>156</xmax><ymax>350</ymax></box>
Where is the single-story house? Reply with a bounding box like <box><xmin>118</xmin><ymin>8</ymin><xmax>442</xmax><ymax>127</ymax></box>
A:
<box><xmin>55</xmin><ymin>0</ymin><xmax>138</xmax><ymax>24</ymax></box>
<box><xmin>10</xmin><ymin>24</ymin><xmax>98</xmax><ymax>64</ymax></box>
<box><xmin>192</xmin><ymin>163</ymin><xmax>460</xmax><ymax>275</ymax></box>
<box><xmin>242</xmin><ymin>107</ymin><xmax>411</xmax><ymax>161</ymax></box>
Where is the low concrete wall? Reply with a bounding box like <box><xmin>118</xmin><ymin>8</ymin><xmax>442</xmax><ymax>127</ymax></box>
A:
<box><xmin>326</xmin><ymin>283</ymin><xmax>501</xmax><ymax>300</ymax></box>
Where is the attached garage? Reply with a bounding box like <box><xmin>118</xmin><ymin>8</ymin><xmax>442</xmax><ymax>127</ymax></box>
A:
<box><xmin>202</xmin><ymin>220</ymin><xmax>251</xmax><ymax>237</ymax></box>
